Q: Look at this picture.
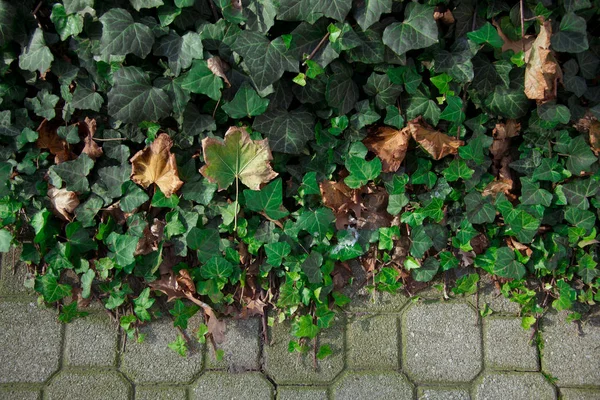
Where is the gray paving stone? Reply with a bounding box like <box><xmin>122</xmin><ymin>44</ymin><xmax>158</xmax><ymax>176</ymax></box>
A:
<box><xmin>0</xmin><ymin>385</ymin><xmax>41</xmax><ymax>400</ymax></box>
<box><xmin>541</xmin><ymin>311</ymin><xmax>600</xmax><ymax>387</ymax></box>
<box><xmin>332</xmin><ymin>371</ymin><xmax>414</xmax><ymax>400</ymax></box>
<box><xmin>473</xmin><ymin>275</ymin><xmax>520</xmax><ymax>314</ymax></box>
<box><xmin>45</xmin><ymin>370</ymin><xmax>132</xmax><ymax>400</ymax></box>
<box><xmin>484</xmin><ymin>317</ymin><xmax>538</xmax><ymax>371</ymax></box>
<box><xmin>264</xmin><ymin>316</ymin><xmax>345</xmax><ymax>384</ymax></box>
<box><xmin>473</xmin><ymin>372</ymin><xmax>556</xmax><ymax>400</ymax></box>
<box><xmin>559</xmin><ymin>388</ymin><xmax>600</xmax><ymax>399</ymax></box>
<box><xmin>0</xmin><ymin>301</ymin><xmax>62</xmax><ymax>383</ymax></box>
<box><xmin>135</xmin><ymin>385</ymin><xmax>188</xmax><ymax>400</ymax></box>
<box><xmin>346</xmin><ymin>314</ymin><xmax>399</xmax><ymax>369</ymax></box>
<box><xmin>0</xmin><ymin>249</ymin><xmax>35</xmax><ymax>296</ymax></box>
<box><xmin>191</xmin><ymin>371</ymin><xmax>273</xmax><ymax>399</ymax></box>
<box><xmin>64</xmin><ymin>313</ymin><xmax>118</xmax><ymax>367</ymax></box>
<box><xmin>206</xmin><ymin>317</ymin><xmax>261</xmax><ymax>371</ymax></box>
<box><xmin>276</xmin><ymin>385</ymin><xmax>328</xmax><ymax>400</ymax></box>
<box><xmin>120</xmin><ymin>317</ymin><xmax>203</xmax><ymax>384</ymax></box>
<box><xmin>402</xmin><ymin>302</ymin><xmax>482</xmax><ymax>383</ymax></box>
<box><xmin>417</xmin><ymin>387</ymin><xmax>470</xmax><ymax>400</ymax></box>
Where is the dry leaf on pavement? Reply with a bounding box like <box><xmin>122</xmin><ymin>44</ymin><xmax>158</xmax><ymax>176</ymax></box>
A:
<box><xmin>524</xmin><ymin>19</ymin><xmax>562</xmax><ymax>101</ymax></box>
<box><xmin>363</xmin><ymin>126</ymin><xmax>410</xmax><ymax>172</ymax></box>
<box><xmin>48</xmin><ymin>186</ymin><xmax>79</xmax><ymax>221</ymax></box>
<box><xmin>130</xmin><ymin>133</ymin><xmax>184</xmax><ymax>197</ymax></box>
<box><xmin>407</xmin><ymin>117</ymin><xmax>463</xmax><ymax>160</ymax></box>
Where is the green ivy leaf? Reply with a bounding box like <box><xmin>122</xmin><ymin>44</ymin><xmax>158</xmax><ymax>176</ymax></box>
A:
<box><xmin>465</xmin><ymin>192</ymin><xmax>496</xmax><ymax>224</ymax></box>
<box><xmin>153</xmin><ymin>31</ymin><xmax>203</xmax><ymax>76</ymax></box>
<box><xmin>179</xmin><ymin>60</ymin><xmax>223</xmax><ymax>101</ymax></box>
<box><xmin>50</xmin><ymin>4</ymin><xmax>84</xmax><ymax>41</ymax></box>
<box><xmin>296</xmin><ymin>208</ymin><xmax>334</xmax><ymax>239</ymax></box>
<box><xmin>18</xmin><ymin>28</ymin><xmax>54</xmax><ymax>74</ymax></box>
<box><xmin>382</xmin><ymin>3</ymin><xmax>438</xmax><ymax>56</ymax></box>
<box><xmin>99</xmin><ymin>8</ymin><xmax>155</xmax><ymax>58</ymax></box>
<box><xmin>301</xmin><ymin>251</ymin><xmax>323</xmax><ymax>284</ymax></box>
<box><xmin>467</xmin><ymin>22</ymin><xmax>504</xmax><ymax>48</ymax></box>
<box><xmin>253</xmin><ymin>109</ymin><xmax>315</xmax><ymax>154</ymax></box>
<box><xmin>35</xmin><ymin>274</ymin><xmax>72</xmax><ymax>302</ymax></box>
<box><xmin>50</xmin><ymin>154</ymin><xmax>94</xmax><ymax>193</ymax></box>
<box><xmin>493</xmin><ymin>247</ymin><xmax>526</xmax><ymax>280</ymax></box>
<box><xmin>244</xmin><ymin>178</ymin><xmax>289</xmax><ymax>220</ymax></box>
<box><xmin>222</xmin><ymin>82</ymin><xmax>270</xmax><ymax>119</ymax></box>
<box><xmin>106</xmin><ymin>232</ymin><xmax>138</xmax><ymax>268</ymax></box>
<box><xmin>186</xmin><ymin>228</ymin><xmax>220</xmax><ymax>262</ymax></box>
<box><xmin>0</xmin><ymin>228</ymin><xmax>13</xmax><ymax>253</ymax></box>
<box><xmin>265</xmin><ymin>242</ymin><xmax>291</xmax><ymax>267</ymax></box>
<box><xmin>344</xmin><ymin>156</ymin><xmax>382</xmax><ymax>188</ymax></box>
<box><xmin>411</xmin><ymin>257</ymin><xmax>439</xmax><ymax>282</ymax></box>
<box><xmin>291</xmin><ymin>314</ymin><xmax>320</xmax><ymax>339</ymax></box>
<box><xmin>551</xmin><ymin>12</ymin><xmax>589</xmax><ymax>53</ymax></box>
<box><xmin>410</xmin><ymin>225</ymin><xmax>433</xmax><ymax>258</ymax></box>
<box><xmin>354</xmin><ymin>0</ymin><xmax>392</xmax><ymax>31</ymax></box>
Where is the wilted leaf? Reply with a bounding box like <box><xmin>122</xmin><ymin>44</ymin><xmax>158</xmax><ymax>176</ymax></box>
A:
<box><xmin>200</xmin><ymin>126</ymin><xmax>277</xmax><ymax>190</ymax></box>
<box><xmin>407</xmin><ymin>117</ymin><xmax>463</xmax><ymax>160</ymax></box>
<box><xmin>490</xmin><ymin>119</ymin><xmax>520</xmax><ymax>161</ymax></box>
<box><xmin>130</xmin><ymin>133</ymin><xmax>184</xmax><ymax>198</ymax></box>
<box><xmin>80</xmin><ymin>117</ymin><xmax>103</xmax><ymax>160</ymax></box>
<box><xmin>588</xmin><ymin>120</ymin><xmax>600</xmax><ymax>155</ymax></box>
<box><xmin>207</xmin><ymin>56</ymin><xmax>231</xmax><ymax>87</ymax></box>
<box><xmin>524</xmin><ymin>20</ymin><xmax>562</xmax><ymax>101</ymax></box>
<box><xmin>48</xmin><ymin>187</ymin><xmax>79</xmax><ymax>221</ymax></box>
<box><xmin>363</xmin><ymin>126</ymin><xmax>410</xmax><ymax>172</ymax></box>
<box><xmin>36</xmin><ymin>120</ymin><xmax>74</xmax><ymax>164</ymax></box>
<box><xmin>492</xmin><ymin>19</ymin><xmax>534</xmax><ymax>54</ymax></box>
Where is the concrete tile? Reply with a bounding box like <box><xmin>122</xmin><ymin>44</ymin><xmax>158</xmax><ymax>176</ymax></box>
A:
<box><xmin>484</xmin><ymin>317</ymin><xmax>539</xmax><ymax>371</ymax></box>
<box><xmin>135</xmin><ymin>385</ymin><xmax>188</xmax><ymax>400</ymax></box>
<box><xmin>417</xmin><ymin>386</ymin><xmax>470</xmax><ymax>400</ymax></box>
<box><xmin>45</xmin><ymin>370</ymin><xmax>131</xmax><ymax>400</ymax></box>
<box><xmin>346</xmin><ymin>314</ymin><xmax>399</xmax><ymax>370</ymax></box>
<box><xmin>332</xmin><ymin>371</ymin><xmax>414</xmax><ymax>400</ymax></box>
<box><xmin>276</xmin><ymin>385</ymin><xmax>328</xmax><ymax>400</ymax></box>
<box><xmin>473</xmin><ymin>372</ymin><xmax>556</xmax><ymax>400</ymax></box>
<box><xmin>191</xmin><ymin>372</ymin><xmax>273</xmax><ymax>399</ymax></box>
<box><xmin>64</xmin><ymin>313</ymin><xmax>118</xmax><ymax>367</ymax></box>
<box><xmin>559</xmin><ymin>388</ymin><xmax>600</xmax><ymax>399</ymax></box>
<box><xmin>205</xmin><ymin>318</ymin><xmax>261</xmax><ymax>371</ymax></box>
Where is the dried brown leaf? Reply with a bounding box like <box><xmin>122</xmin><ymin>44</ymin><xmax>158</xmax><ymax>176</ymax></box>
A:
<box><xmin>433</xmin><ymin>9</ymin><xmax>455</xmax><ymax>24</ymax></box>
<box><xmin>36</xmin><ymin>120</ymin><xmax>74</xmax><ymax>164</ymax></box>
<box><xmin>407</xmin><ymin>117</ymin><xmax>463</xmax><ymax>160</ymax></box>
<box><xmin>130</xmin><ymin>133</ymin><xmax>183</xmax><ymax>197</ymax></box>
<box><xmin>47</xmin><ymin>186</ymin><xmax>79</xmax><ymax>221</ymax></box>
<box><xmin>363</xmin><ymin>126</ymin><xmax>410</xmax><ymax>172</ymax></box>
<box><xmin>207</xmin><ymin>56</ymin><xmax>231</xmax><ymax>87</ymax></box>
<box><xmin>588</xmin><ymin>120</ymin><xmax>600</xmax><ymax>155</ymax></box>
<box><xmin>135</xmin><ymin>219</ymin><xmax>165</xmax><ymax>256</ymax></box>
<box><xmin>492</xmin><ymin>19</ymin><xmax>535</xmax><ymax>54</ymax></box>
<box><xmin>524</xmin><ymin>20</ymin><xmax>562</xmax><ymax>101</ymax></box>
<box><xmin>80</xmin><ymin>117</ymin><xmax>103</xmax><ymax>160</ymax></box>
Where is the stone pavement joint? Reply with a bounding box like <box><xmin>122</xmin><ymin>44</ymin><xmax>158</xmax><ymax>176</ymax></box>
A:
<box><xmin>1</xmin><ymin>253</ymin><xmax>600</xmax><ymax>399</ymax></box>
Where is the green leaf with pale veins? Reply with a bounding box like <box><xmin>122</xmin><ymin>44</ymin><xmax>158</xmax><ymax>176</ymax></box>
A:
<box><xmin>442</xmin><ymin>159</ymin><xmax>474</xmax><ymax>182</ymax></box>
<box><xmin>412</xmin><ymin>257</ymin><xmax>439</xmax><ymax>282</ymax></box>
<box><xmin>170</xmin><ymin>299</ymin><xmax>199</xmax><ymax>329</ymax></box>
<box><xmin>265</xmin><ymin>242</ymin><xmax>291</xmax><ymax>267</ymax></box>
<box><xmin>551</xmin><ymin>12</ymin><xmax>589</xmax><ymax>53</ymax></box>
<box><xmin>0</xmin><ymin>0</ymin><xmax>15</xmax><ymax>46</ymax></box>
<box><xmin>278</xmin><ymin>0</ymin><xmax>352</xmax><ymax>23</ymax></box>
<box><xmin>301</xmin><ymin>251</ymin><xmax>323</xmax><ymax>284</ymax></box>
<box><xmin>296</xmin><ymin>208</ymin><xmax>335</xmax><ymax>239</ymax></box>
<box><xmin>244</xmin><ymin>178</ymin><xmax>289</xmax><ymax>220</ymax></box>
<box><xmin>485</xmin><ymin>87</ymin><xmax>529</xmax><ymax>119</ymax></box>
<box><xmin>344</xmin><ymin>156</ymin><xmax>382</xmax><ymax>189</ymax></box>
<box><xmin>106</xmin><ymin>232</ymin><xmax>138</xmax><ymax>268</ymax></box>
<box><xmin>179</xmin><ymin>60</ymin><xmax>223</xmax><ymax>101</ymax></box>
<box><xmin>354</xmin><ymin>0</ymin><xmax>392</xmax><ymax>31</ymax></box>
<box><xmin>19</xmin><ymin>28</ymin><xmax>54</xmax><ymax>75</ymax></box>
<box><xmin>50</xmin><ymin>154</ymin><xmax>94</xmax><ymax>193</ymax></box>
<box><xmin>186</xmin><ymin>228</ymin><xmax>220</xmax><ymax>262</ymax></box>
<box><xmin>467</xmin><ymin>22</ymin><xmax>504</xmax><ymax>48</ymax></box>
<box><xmin>253</xmin><ymin>108</ymin><xmax>314</xmax><ymax>154</ymax></box>
<box><xmin>493</xmin><ymin>247</ymin><xmax>526</xmax><ymax>279</ymax></box>
<box><xmin>232</xmin><ymin>31</ymin><xmax>298</xmax><ymax>90</ymax></box>
<box><xmin>363</xmin><ymin>72</ymin><xmax>402</xmax><ymax>109</ymax></box>
<box><xmin>50</xmin><ymin>4</ymin><xmax>83</xmax><ymax>41</ymax></box>
<box><xmin>107</xmin><ymin>67</ymin><xmax>171</xmax><ymax>124</ymax></box>
<box><xmin>562</xmin><ymin>136</ymin><xmax>596</xmax><ymax>175</ymax></box>
<box><xmin>99</xmin><ymin>8</ymin><xmax>155</xmax><ymax>58</ymax></box>
<box><xmin>130</xmin><ymin>0</ymin><xmax>164</xmax><ymax>11</ymax></box>
<box><xmin>72</xmin><ymin>78</ymin><xmax>103</xmax><ymax>112</ymax></box>
<box><xmin>120</xmin><ymin>181</ymin><xmax>150</xmax><ymax>213</ymax></box>
<box><xmin>383</xmin><ymin>3</ymin><xmax>438</xmax><ymax>56</ymax></box>
<box><xmin>410</xmin><ymin>225</ymin><xmax>433</xmax><ymax>258</ymax></box>
<box><xmin>519</xmin><ymin>177</ymin><xmax>552</xmax><ymax>207</ymax></box>
<box><xmin>465</xmin><ymin>192</ymin><xmax>496</xmax><ymax>224</ymax></box>
<box><xmin>35</xmin><ymin>274</ymin><xmax>72</xmax><ymax>302</ymax></box>
<box><xmin>222</xmin><ymin>82</ymin><xmax>270</xmax><ymax>119</ymax></box>
<box><xmin>153</xmin><ymin>31</ymin><xmax>203</xmax><ymax>77</ymax></box>
<box><xmin>25</xmin><ymin>89</ymin><xmax>59</xmax><ymax>120</ymax></box>
<box><xmin>201</xmin><ymin>256</ymin><xmax>234</xmax><ymax>281</ymax></box>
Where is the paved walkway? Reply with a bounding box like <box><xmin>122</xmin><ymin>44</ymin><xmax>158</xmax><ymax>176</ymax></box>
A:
<box><xmin>1</xmin><ymin>253</ymin><xmax>599</xmax><ymax>400</ymax></box>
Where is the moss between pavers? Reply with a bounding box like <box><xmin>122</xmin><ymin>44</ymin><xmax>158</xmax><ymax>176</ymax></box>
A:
<box><xmin>64</xmin><ymin>313</ymin><xmax>119</xmax><ymax>367</ymax></box>
<box><xmin>346</xmin><ymin>314</ymin><xmax>399</xmax><ymax>370</ymax></box>
<box><xmin>559</xmin><ymin>388</ymin><xmax>600</xmax><ymax>399</ymax></box>
<box><xmin>0</xmin><ymin>384</ymin><xmax>42</xmax><ymax>400</ymax></box>
<box><xmin>472</xmin><ymin>372</ymin><xmax>556</xmax><ymax>400</ymax></box>
<box><xmin>483</xmin><ymin>317</ymin><xmax>539</xmax><ymax>371</ymax></box>
<box><xmin>191</xmin><ymin>371</ymin><xmax>273</xmax><ymax>399</ymax></box>
<box><xmin>0</xmin><ymin>300</ymin><xmax>62</xmax><ymax>384</ymax></box>
<box><xmin>417</xmin><ymin>386</ymin><xmax>470</xmax><ymax>400</ymax></box>
<box><xmin>263</xmin><ymin>316</ymin><xmax>345</xmax><ymax>385</ymax></box>
<box><xmin>44</xmin><ymin>369</ymin><xmax>131</xmax><ymax>400</ymax></box>
<box><xmin>276</xmin><ymin>385</ymin><xmax>328</xmax><ymax>400</ymax></box>
<box><xmin>331</xmin><ymin>371</ymin><xmax>414</xmax><ymax>400</ymax></box>
<box><xmin>135</xmin><ymin>385</ymin><xmax>188</xmax><ymax>400</ymax></box>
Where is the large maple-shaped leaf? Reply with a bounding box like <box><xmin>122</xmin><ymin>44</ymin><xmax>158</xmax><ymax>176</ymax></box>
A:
<box><xmin>363</xmin><ymin>126</ymin><xmax>410</xmax><ymax>172</ymax></box>
<box><xmin>107</xmin><ymin>67</ymin><xmax>171</xmax><ymax>124</ymax></box>
<box><xmin>232</xmin><ymin>31</ymin><xmax>298</xmax><ymax>90</ymax></box>
<box><xmin>99</xmin><ymin>8</ymin><xmax>154</xmax><ymax>58</ymax></box>
<box><xmin>153</xmin><ymin>30</ymin><xmax>203</xmax><ymax>77</ymax></box>
<box><xmin>130</xmin><ymin>133</ymin><xmax>184</xmax><ymax>198</ymax></box>
<box><xmin>407</xmin><ymin>117</ymin><xmax>463</xmax><ymax>160</ymax></box>
<box><xmin>383</xmin><ymin>3</ymin><xmax>438</xmax><ymax>56</ymax></box>
<box><xmin>200</xmin><ymin>126</ymin><xmax>278</xmax><ymax>191</ymax></box>
<box><xmin>354</xmin><ymin>0</ymin><xmax>392</xmax><ymax>31</ymax></box>
<box><xmin>18</xmin><ymin>28</ymin><xmax>54</xmax><ymax>75</ymax></box>
<box><xmin>253</xmin><ymin>108</ymin><xmax>314</xmax><ymax>154</ymax></box>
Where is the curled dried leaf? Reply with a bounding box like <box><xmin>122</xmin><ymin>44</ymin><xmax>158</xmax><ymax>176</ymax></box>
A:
<box><xmin>588</xmin><ymin>120</ymin><xmax>600</xmax><ymax>155</ymax></box>
<box><xmin>36</xmin><ymin>119</ymin><xmax>74</xmax><ymax>164</ymax></box>
<box><xmin>130</xmin><ymin>133</ymin><xmax>183</xmax><ymax>198</ymax></box>
<box><xmin>363</xmin><ymin>126</ymin><xmax>411</xmax><ymax>172</ymax></box>
<box><xmin>135</xmin><ymin>219</ymin><xmax>165</xmax><ymax>256</ymax></box>
<box><xmin>433</xmin><ymin>9</ymin><xmax>455</xmax><ymax>24</ymax></box>
<box><xmin>207</xmin><ymin>56</ymin><xmax>231</xmax><ymax>87</ymax></box>
<box><xmin>524</xmin><ymin>20</ymin><xmax>562</xmax><ymax>101</ymax></box>
<box><xmin>492</xmin><ymin>19</ymin><xmax>534</xmax><ymax>54</ymax></box>
<box><xmin>490</xmin><ymin>119</ymin><xmax>521</xmax><ymax>161</ymax></box>
<box><xmin>48</xmin><ymin>186</ymin><xmax>79</xmax><ymax>221</ymax></box>
<box><xmin>80</xmin><ymin>117</ymin><xmax>103</xmax><ymax>160</ymax></box>
<box><xmin>320</xmin><ymin>180</ymin><xmax>362</xmax><ymax>229</ymax></box>
<box><xmin>407</xmin><ymin>117</ymin><xmax>463</xmax><ymax>160</ymax></box>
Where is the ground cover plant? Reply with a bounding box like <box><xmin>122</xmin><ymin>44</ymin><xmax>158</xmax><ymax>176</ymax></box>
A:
<box><xmin>0</xmin><ymin>0</ymin><xmax>599</xmax><ymax>358</ymax></box>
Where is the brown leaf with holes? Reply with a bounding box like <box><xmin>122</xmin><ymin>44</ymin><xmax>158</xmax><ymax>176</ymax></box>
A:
<box><xmin>130</xmin><ymin>133</ymin><xmax>183</xmax><ymax>197</ymax></box>
<box><xmin>36</xmin><ymin>120</ymin><xmax>74</xmax><ymax>164</ymax></box>
<box><xmin>320</xmin><ymin>180</ymin><xmax>362</xmax><ymax>230</ymax></box>
<box><xmin>407</xmin><ymin>117</ymin><xmax>463</xmax><ymax>160</ymax></box>
<box><xmin>492</xmin><ymin>19</ymin><xmax>534</xmax><ymax>54</ymax></box>
<box><xmin>524</xmin><ymin>19</ymin><xmax>562</xmax><ymax>101</ymax></box>
<box><xmin>207</xmin><ymin>56</ymin><xmax>231</xmax><ymax>87</ymax></box>
<box><xmin>363</xmin><ymin>126</ymin><xmax>410</xmax><ymax>172</ymax></box>
<box><xmin>135</xmin><ymin>219</ymin><xmax>165</xmax><ymax>255</ymax></box>
<box><xmin>48</xmin><ymin>186</ymin><xmax>79</xmax><ymax>221</ymax></box>
<box><xmin>490</xmin><ymin>119</ymin><xmax>520</xmax><ymax>161</ymax></box>
<box><xmin>80</xmin><ymin>117</ymin><xmax>103</xmax><ymax>160</ymax></box>
<box><xmin>588</xmin><ymin>120</ymin><xmax>600</xmax><ymax>155</ymax></box>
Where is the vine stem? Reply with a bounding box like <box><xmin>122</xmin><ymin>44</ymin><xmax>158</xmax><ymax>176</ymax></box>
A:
<box><xmin>520</xmin><ymin>0</ymin><xmax>525</xmax><ymax>50</ymax></box>
<box><xmin>234</xmin><ymin>175</ymin><xmax>239</xmax><ymax>232</ymax></box>
<box><xmin>303</xmin><ymin>33</ymin><xmax>330</xmax><ymax>66</ymax></box>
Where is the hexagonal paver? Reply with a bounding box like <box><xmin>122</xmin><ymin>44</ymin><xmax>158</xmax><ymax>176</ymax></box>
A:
<box><xmin>332</xmin><ymin>371</ymin><xmax>414</xmax><ymax>400</ymax></box>
<box><xmin>64</xmin><ymin>313</ymin><xmax>118</xmax><ymax>367</ymax></box>
<box><xmin>191</xmin><ymin>372</ymin><xmax>273</xmax><ymax>399</ymax></box>
<box><xmin>276</xmin><ymin>385</ymin><xmax>328</xmax><ymax>400</ymax></box>
<box><xmin>417</xmin><ymin>387</ymin><xmax>470</xmax><ymax>400</ymax></box>
<box><xmin>346</xmin><ymin>314</ymin><xmax>399</xmax><ymax>369</ymax></box>
<box><xmin>0</xmin><ymin>385</ymin><xmax>41</xmax><ymax>400</ymax></box>
<box><xmin>484</xmin><ymin>317</ymin><xmax>538</xmax><ymax>371</ymax></box>
<box><xmin>473</xmin><ymin>372</ymin><xmax>556</xmax><ymax>400</ymax></box>
<box><xmin>264</xmin><ymin>316</ymin><xmax>345</xmax><ymax>384</ymax></box>
<box><xmin>0</xmin><ymin>301</ymin><xmax>62</xmax><ymax>383</ymax></box>
<box><xmin>541</xmin><ymin>311</ymin><xmax>600</xmax><ymax>387</ymax></box>
<box><xmin>120</xmin><ymin>317</ymin><xmax>203</xmax><ymax>384</ymax></box>
<box><xmin>45</xmin><ymin>370</ymin><xmax>131</xmax><ymax>400</ymax></box>
<box><xmin>0</xmin><ymin>249</ymin><xmax>35</xmax><ymax>296</ymax></box>
<box><xmin>205</xmin><ymin>318</ymin><xmax>261</xmax><ymax>371</ymax></box>
<box><xmin>402</xmin><ymin>302</ymin><xmax>482</xmax><ymax>383</ymax></box>
<box><xmin>135</xmin><ymin>385</ymin><xmax>188</xmax><ymax>400</ymax></box>
<box><xmin>559</xmin><ymin>388</ymin><xmax>600</xmax><ymax>399</ymax></box>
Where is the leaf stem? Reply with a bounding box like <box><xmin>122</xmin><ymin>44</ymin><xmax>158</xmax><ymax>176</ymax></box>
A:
<box><xmin>303</xmin><ymin>33</ymin><xmax>330</xmax><ymax>66</ymax></box>
<box><xmin>234</xmin><ymin>175</ymin><xmax>239</xmax><ymax>232</ymax></box>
